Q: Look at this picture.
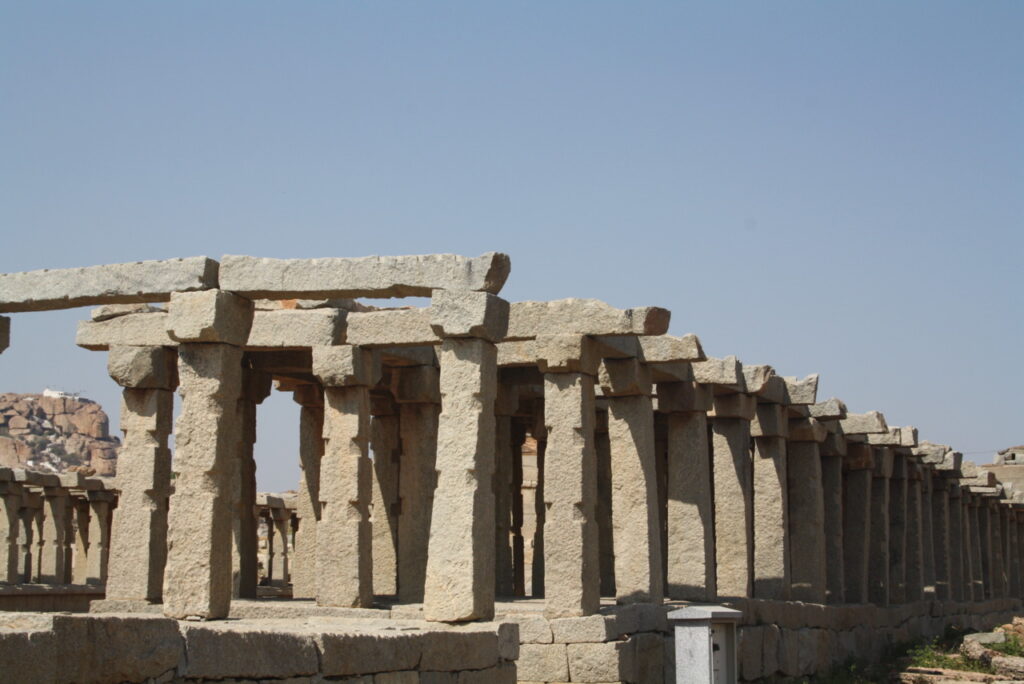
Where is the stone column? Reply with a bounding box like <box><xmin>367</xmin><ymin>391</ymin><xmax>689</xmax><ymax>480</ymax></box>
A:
<box><xmin>594</xmin><ymin>407</ymin><xmax>615</xmax><ymax>596</ymax></box>
<box><xmin>989</xmin><ymin>500</ymin><xmax>1007</xmax><ymax>598</ymax></box>
<box><xmin>905</xmin><ymin>463</ymin><xmax>925</xmax><ymax>602</ymax></box>
<box><xmin>39</xmin><ymin>484</ymin><xmax>69</xmax><ymax>584</ymax></box>
<box><xmin>931</xmin><ymin>474</ymin><xmax>951</xmax><ymax>600</ymax></box>
<box><xmin>921</xmin><ymin>469</ymin><xmax>936</xmax><ymax>599</ymax></box>
<box><xmin>967</xmin><ymin>493</ymin><xmax>985</xmax><ymax>601</ymax></box>
<box><xmin>271</xmin><ymin>507</ymin><xmax>291</xmax><ymax>586</ymax></box>
<box><xmin>72</xmin><ymin>497</ymin><xmax>90</xmax><ymax>585</ymax></box>
<box><xmin>105</xmin><ymin>346</ymin><xmax>176</xmax><ymax>602</ymax></box>
<box><xmin>423</xmin><ymin>291</ymin><xmax>507</xmax><ymax>622</ymax></box>
<box><xmin>821</xmin><ymin>450</ymin><xmax>845</xmax><ymax>604</ymax></box>
<box><xmin>0</xmin><ymin>477</ymin><xmax>23</xmax><ymax>584</ymax></box>
<box><xmin>751</xmin><ymin>402</ymin><xmax>789</xmax><ymax>601</ymax></box>
<box><xmin>888</xmin><ymin>454</ymin><xmax>908</xmax><ymax>604</ymax></box>
<box><xmin>599</xmin><ymin>357</ymin><xmax>663</xmax><ymax>604</ymax></box>
<box><xmin>710</xmin><ymin>392</ymin><xmax>757</xmax><ymax>599</ymax></box>
<box><xmin>395</xmin><ymin>365</ymin><xmax>440</xmax><ymax>603</ymax></box>
<box><xmin>233</xmin><ymin>369</ymin><xmax>271</xmax><ymax>599</ymax></box>
<box><xmin>1007</xmin><ymin>508</ymin><xmax>1021</xmax><ymax>598</ymax></box>
<box><xmin>842</xmin><ymin>443</ymin><xmax>873</xmax><ymax>603</ymax></box>
<box><xmin>494</xmin><ymin>381</ymin><xmax>518</xmax><ymax>597</ymax></box>
<box><xmin>531</xmin><ymin>420</ymin><xmax>547</xmax><ymax>598</ymax></box>
<box><xmin>659</xmin><ymin>381</ymin><xmax>715</xmax><ymax>601</ymax></box>
<box><xmin>787</xmin><ymin>420</ymin><xmax>828</xmax><ymax>603</ymax></box>
<box><xmin>313</xmin><ymin>345</ymin><xmax>376</xmax><ymax>608</ymax></box>
<box><xmin>163</xmin><ymin>290</ymin><xmax>252</xmax><ymax>619</ymax></box>
<box><xmin>510</xmin><ymin>418</ymin><xmax>527</xmax><ymax>596</ymax></box>
<box><xmin>86</xmin><ymin>497</ymin><xmax>112</xmax><ymax>584</ymax></box>
<box><xmin>868</xmin><ymin>448</ymin><xmax>892</xmax><ymax>606</ymax></box>
<box><xmin>947</xmin><ymin>483</ymin><xmax>965</xmax><ymax>601</ymax></box>
<box><xmin>537</xmin><ymin>333</ymin><xmax>600</xmax><ymax>618</ymax></box>
<box><xmin>290</xmin><ymin>384</ymin><xmax>323</xmax><ymax>599</ymax></box>
<box><xmin>369</xmin><ymin>393</ymin><xmax>400</xmax><ymax>597</ymax></box>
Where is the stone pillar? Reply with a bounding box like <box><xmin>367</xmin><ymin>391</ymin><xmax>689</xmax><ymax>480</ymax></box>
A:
<box><xmin>290</xmin><ymin>384</ymin><xmax>323</xmax><ymax>599</ymax></box>
<box><xmin>751</xmin><ymin>403</ymin><xmax>789</xmax><ymax>601</ymax></box>
<box><xmin>494</xmin><ymin>382</ymin><xmax>518</xmax><ymax>597</ymax></box>
<box><xmin>271</xmin><ymin>508</ymin><xmax>291</xmax><ymax>586</ymax></box>
<box><xmin>868</xmin><ymin>448</ymin><xmax>892</xmax><ymax>606</ymax></box>
<box><xmin>947</xmin><ymin>483</ymin><xmax>965</xmax><ymax>601</ymax></box>
<box><xmin>921</xmin><ymin>469</ymin><xmax>936</xmax><ymax>599</ymax></box>
<box><xmin>931</xmin><ymin>474</ymin><xmax>951</xmax><ymax>600</ymax></box>
<box><xmin>510</xmin><ymin>419</ymin><xmax>527</xmax><ymax>596</ymax></box>
<box><xmin>0</xmin><ymin>479</ymin><xmax>21</xmax><ymax>584</ymax></box>
<box><xmin>888</xmin><ymin>454</ymin><xmax>908</xmax><ymax>604</ymax></box>
<box><xmin>599</xmin><ymin>357</ymin><xmax>663</xmax><ymax>604</ymax></box>
<box><xmin>905</xmin><ymin>464</ymin><xmax>925</xmax><ymax>602</ymax></box>
<box><xmin>397</xmin><ymin>389</ymin><xmax>440</xmax><ymax>603</ymax></box>
<box><xmin>537</xmin><ymin>334</ymin><xmax>600</xmax><ymax>618</ymax></box>
<box><xmin>369</xmin><ymin>394</ymin><xmax>400</xmax><ymax>597</ymax></box>
<box><xmin>105</xmin><ymin>346</ymin><xmax>176</xmax><ymax>602</ymax></box>
<box><xmin>163</xmin><ymin>290</ymin><xmax>252</xmax><ymax>619</ymax></box>
<box><xmin>989</xmin><ymin>500</ymin><xmax>1006</xmax><ymax>598</ymax></box>
<box><xmin>72</xmin><ymin>497</ymin><xmax>89</xmax><ymax>585</ymax></box>
<box><xmin>531</xmin><ymin>421</ymin><xmax>547</xmax><ymax>598</ymax></box>
<box><xmin>40</xmin><ymin>486</ymin><xmax>69</xmax><ymax>583</ymax></box>
<box><xmin>709</xmin><ymin>392</ymin><xmax>757</xmax><ymax>599</ymax></box>
<box><xmin>1007</xmin><ymin>508</ymin><xmax>1021</xmax><ymax>598</ymax></box>
<box><xmin>233</xmin><ymin>369</ymin><xmax>271</xmax><ymax>599</ymax></box>
<box><xmin>787</xmin><ymin>422</ymin><xmax>828</xmax><ymax>603</ymax></box>
<box><xmin>594</xmin><ymin>408</ymin><xmax>615</xmax><ymax>596</ymax></box>
<box><xmin>313</xmin><ymin>345</ymin><xmax>376</xmax><ymax>608</ymax></box>
<box><xmin>659</xmin><ymin>381</ymin><xmax>715</xmax><ymax>601</ymax></box>
<box><xmin>86</xmin><ymin>497</ymin><xmax>111</xmax><ymax>584</ymax></box>
<box><xmin>842</xmin><ymin>444</ymin><xmax>873</xmax><ymax>603</ymax></box>
<box><xmin>967</xmin><ymin>493</ymin><xmax>985</xmax><ymax>601</ymax></box>
<box><xmin>423</xmin><ymin>291</ymin><xmax>507</xmax><ymax>622</ymax></box>
<box><xmin>821</xmin><ymin>451</ymin><xmax>845</xmax><ymax>604</ymax></box>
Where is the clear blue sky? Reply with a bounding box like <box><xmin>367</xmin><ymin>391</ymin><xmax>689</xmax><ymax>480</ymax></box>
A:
<box><xmin>2</xmin><ymin>2</ymin><xmax>1021</xmax><ymax>491</ymax></box>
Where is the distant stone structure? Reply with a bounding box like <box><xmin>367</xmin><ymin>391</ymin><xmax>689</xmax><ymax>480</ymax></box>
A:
<box><xmin>0</xmin><ymin>253</ymin><xmax>1022</xmax><ymax>682</ymax></box>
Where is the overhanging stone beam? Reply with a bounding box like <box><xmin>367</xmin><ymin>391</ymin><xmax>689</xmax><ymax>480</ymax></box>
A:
<box><xmin>0</xmin><ymin>257</ymin><xmax>218</xmax><ymax>313</ymax></box>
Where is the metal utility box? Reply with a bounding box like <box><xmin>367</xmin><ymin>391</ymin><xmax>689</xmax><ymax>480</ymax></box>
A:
<box><xmin>667</xmin><ymin>604</ymin><xmax>742</xmax><ymax>684</ymax></box>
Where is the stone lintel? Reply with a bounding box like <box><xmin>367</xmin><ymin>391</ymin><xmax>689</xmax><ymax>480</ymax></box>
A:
<box><xmin>168</xmin><ymin>290</ymin><xmax>253</xmax><ymax>346</ymax></box>
<box><xmin>312</xmin><ymin>345</ymin><xmax>380</xmax><ymax>387</ymax></box>
<box><xmin>646</xmin><ymin>361</ymin><xmax>693</xmax><ymax>383</ymax></box>
<box><xmin>598</xmin><ymin>357</ymin><xmax>652</xmax><ymax>397</ymax></box>
<box><xmin>77</xmin><ymin>312</ymin><xmax>176</xmax><ymax>350</ymax></box>
<box><xmin>959</xmin><ymin>461</ymin><xmax>979</xmax><ymax>479</ymax></box>
<box><xmin>107</xmin><ymin>346</ymin><xmax>178</xmax><ymax>389</ymax></box>
<box><xmin>709</xmin><ymin>392</ymin><xmax>757</xmax><ymax>420</ymax></box>
<box><xmin>692</xmin><ymin>356</ymin><xmax>741</xmax><ymax>386</ymax></box>
<box><xmin>292</xmin><ymin>384</ymin><xmax>324</xmax><ymax>408</ymax></box>
<box><xmin>808</xmin><ymin>398</ymin><xmax>848</xmax><ymax>421</ymax></box>
<box><xmin>347</xmin><ymin>309</ymin><xmax>436</xmax><ymax>347</ymax></box>
<box><xmin>844</xmin><ymin>443</ymin><xmax>875</xmax><ymax>470</ymax></box>
<box><xmin>377</xmin><ymin>345</ymin><xmax>437</xmax><ymax>367</ymax></box>
<box><xmin>639</xmin><ymin>333</ymin><xmax>704</xmax><ymax>362</ymax></box>
<box><xmin>392</xmin><ymin>365</ymin><xmax>441</xmax><ymax>404</ymax></box>
<box><xmin>0</xmin><ymin>315</ymin><xmax>9</xmax><ymax>352</ymax></box>
<box><xmin>900</xmin><ymin>425</ymin><xmax>919</xmax><ymax>447</ymax></box>
<box><xmin>505</xmin><ymin>299</ymin><xmax>670</xmax><ymax>340</ymax></box>
<box><xmin>0</xmin><ymin>256</ymin><xmax>218</xmax><ymax>313</ymax></box>
<box><xmin>788</xmin><ymin>417</ymin><xmax>828</xmax><ymax>443</ymax></box>
<box><xmin>968</xmin><ymin>486</ymin><xmax>1000</xmax><ymax>497</ymax></box>
<box><xmin>430</xmin><ymin>291</ymin><xmax>509</xmax><ymax>342</ymax></box>
<box><xmin>839</xmin><ymin>411</ymin><xmax>888</xmax><ymax>435</ymax></box>
<box><xmin>245</xmin><ymin>309</ymin><xmax>346</xmax><ymax>348</ymax></box>
<box><xmin>219</xmin><ymin>252</ymin><xmax>511</xmax><ymax>299</ymax></box>
<box><xmin>536</xmin><ymin>334</ymin><xmax>599</xmax><ymax>375</ymax></box>
<box><xmin>866</xmin><ymin>428</ymin><xmax>904</xmax><ymax>446</ymax></box>
<box><xmin>751</xmin><ymin>403</ymin><xmax>787</xmax><ymax>438</ymax></box>
<box><xmin>655</xmin><ymin>381</ymin><xmax>713</xmax><ymax>413</ymax></box>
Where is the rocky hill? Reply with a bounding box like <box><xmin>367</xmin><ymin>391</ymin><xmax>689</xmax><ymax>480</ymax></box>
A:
<box><xmin>0</xmin><ymin>392</ymin><xmax>119</xmax><ymax>476</ymax></box>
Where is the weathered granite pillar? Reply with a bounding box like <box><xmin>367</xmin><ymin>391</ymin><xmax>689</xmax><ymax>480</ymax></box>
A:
<box><xmin>888</xmin><ymin>454</ymin><xmax>908</xmax><ymax>604</ymax></box>
<box><xmin>930</xmin><ymin>474</ymin><xmax>951</xmax><ymax>600</ymax></box>
<box><xmin>0</xmin><ymin>478</ymin><xmax>21</xmax><ymax>584</ymax></box>
<box><xmin>751</xmin><ymin>402</ymin><xmax>789</xmax><ymax>601</ymax></box>
<box><xmin>369</xmin><ymin>393</ymin><xmax>400</xmax><ymax>597</ymax></box>
<box><xmin>163</xmin><ymin>290</ymin><xmax>252</xmax><ymax>619</ymax></box>
<box><xmin>842</xmin><ymin>443</ymin><xmax>873</xmax><ymax>603</ymax></box>
<box><xmin>271</xmin><ymin>507</ymin><xmax>291</xmax><ymax>586</ymax></box>
<box><xmin>233</xmin><ymin>369</ymin><xmax>271</xmax><ymax>599</ymax></box>
<box><xmin>989</xmin><ymin>500</ymin><xmax>1007</xmax><ymax>598</ymax></box>
<box><xmin>659</xmin><ymin>381</ymin><xmax>715</xmax><ymax>601</ymax></box>
<box><xmin>396</xmin><ymin>375</ymin><xmax>440</xmax><ymax>603</ymax></box>
<box><xmin>594</xmin><ymin>407</ymin><xmax>615</xmax><ymax>596</ymax></box>
<box><xmin>531</xmin><ymin>421</ymin><xmax>547</xmax><ymax>598</ymax></box>
<box><xmin>39</xmin><ymin>489</ymin><xmax>69</xmax><ymax>584</ymax></box>
<box><xmin>599</xmin><ymin>357</ymin><xmax>663</xmax><ymax>604</ymax></box>
<box><xmin>423</xmin><ymin>291</ymin><xmax>507</xmax><ymax>622</ymax></box>
<box><xmin>947</xmin><ymin>482</ymin><xmax>965</xmax><ymax>601</ymax></box>
<box><xmin>1006</xmin><ymin>508</ymin><xmax>1021</xmax><ymax>598</ymax></box>
<box><xmin>86</xmin><ymin>497</ymin><xmax>111</xmax><ymax>584</ymax></box>
<box><xmin>313</xmin><ymin>345</ymin><xmax>376</xmax><ymax>608</ymax></box>
<box><xmin>818</xmin><ymin>421</ymin><xmax>847</xmax><ymax>605</ymax></box>
<box><xmin>510</xmin><ymin>418</ymin><xmax>527</xmax><ymax>596</ymax></box>
<box><xmin>72</xmin><ymin>498</ymin><xmax>90</xmax><ymax>585</ymax></box>
<box><xmin>921</xmin><ymin>468</ymin><xmax>937</xmax><ymax>599</ymax></box>
<box><xmin>868</xmin><ymin>448</ymin><xmax>892</xmax><ymax>606</ymax></box>
<box><xmin>710</xmin><ymin>392</ymin><xmax>757</xmax><ymax>599</ymax></box>
<box><xmin>537</xmin><ymin>333</ymin><xmax>600</xmax><ymax>618</ymax></box>
<box><xmin>967</xmin><ymin>493</ymin><xmax>985</xmax><ymax>601</ymax></box>
<box><xmin>905</xmin><ymin>463</ymin><xmax>925</xmax><ymax>602</ymax></box>
<box><xmin>494</xmin><ymin>382</ymin><xmax>518</xmax><ymax>597</ymax></box>
<box><xmin>290</xmin><ymin>384</ymin><xmax>323</xmax><ymax>599</ymax></box>
<box><xmin>787</xmin><ymin>419</ymin><xmax>829</xmax><ymax>603</ymax></box>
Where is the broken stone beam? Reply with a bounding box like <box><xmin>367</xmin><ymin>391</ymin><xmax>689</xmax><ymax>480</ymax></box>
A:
<box><xmin>839</xmin><ymin>411</ymin><xmax>889</xmax><ymax>435</ymax></box>
<box><xmin>692</xmin><ymin>356</ymin><xmax>741</xmax><ymax>386</ymax></box>
<box><xmin>867</xmin><ymin>427</ymin><xmax>916</xmax><ymax>447</ymax></box>
<box><xmin>809</xmin><ymin>398</ymin><xmax>847</xmax><ymax>421</ymax></box>
<box><xmin>0</xmin><ymin>257</ymin><xmax>218</xmax><ymax>313</ymax></box>
<box><xmin>218</xmin><ymin>252</ymin><xmax>510</xmax><ymax>299</ymax></box>
<box><xmin>595</xmin><ymin>333</ymin><xmax>704</xmax><ymax>363</ymax></box>
<box><xmin>504</xmin><ymin>299</ymin><xmax>670</xmax><ymax>340</ymax></box>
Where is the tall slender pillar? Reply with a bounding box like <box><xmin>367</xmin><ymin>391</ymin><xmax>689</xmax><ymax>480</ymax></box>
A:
<box><xmin>787</xmin><ymin>420</ymin><xmax>828</xmax><ymax>603</ymax></box>
<box><xmin>868</xmin><ymin>448</ymin><xmax>892</xmax><ymax>606</ymax></box>
<box><xmin>660</xmin><ymin>381</ymin><xmax>715</xmax><ymax>601</ymax></box>
<box><xmin>594</xmin><ymin>408</ymin><xmax>615</xmax><ymax>596</ymax></box>
<box><xmin>888</xmin><ymin>454</ymin><xmax>908</xmax><ymax>604</ymax></box>
<box><xmin>72</xmin><ymin>497</ymin><xmax>90</xmax><ymax>585</ymax></box>
<box><xmin>921</xmin><ymin>469</ymin><xmax>937</xmax><ymax>599</ymax></box>
<box><xmin>710</xmin><ymin>392</ymin><xmax>757</xmax><ymax>599</ymax></box>
<box><xmin>905</xmin><ymin>464</ymin><xmax>925</xmax><ymax>601</ymax></box>
<box><xmin>397</xmin><ymin>389</ymin><xmax>440</xmax><ymax>602</ymax></box>
<box><xmin>536</xmin><ymin>334</ymin><xmax>600</xmax><ymax>618</ymax></box>
<box><xmin>233</xmin><ymin>368</ymin><xmax>271</xmax><ymax>599</ymax></box>
<box><xmin>842</xmin><ymin>444</ymin><xmax>873</xmax><ymax>603</ymax></box>
<box><xmin>40</xmin><ymin>486</ymin><xmax>69</xmax><ymax>583</ymax></box>
<box><xmin>531</xmin><ymin>421</ymin><xmax>547</xmax><ymax>598</ymax></box>
<box><xmin>423</xmin><ymin>291</ymin><xmax>507</xmax><ymax>622</ymax></box>
<box><xmin>369</xmin><ymin>394</ymin><xmax>400</xmax><ymax>597</ymax></box>
<box><xmin>510</xmin><ymin>419</ymin><xmax>527</xmax><ymax>596</ymax></box>
<box><xmin>494</xmin><ymin>382</ymin><xmax>517</xmax><ymax>597</ymax></box>
<box><xmin>947</xmin><ymin>483</ymin><xmax>965</xmax><ymax>601</ymax></box>
<box><xmin>967</xmin><ymin>493</ymin><xmax>985</xmax><ymax>600</ymax></box>
<box><xmin>313</xmin><ymin>345</ymin><xmax>375</xmax><ymax>608</ymax></box>
<box><xmin>930</xmin><ymin>474</ymin><xmax>951</xmax><ymax>600</ymax></box>
<box><xmin>271</xmin><ymin>507</ymin><xmax>291</xmax><ymax>586</ymax></box>
<box><xmin>751</xmin><ymin>402</ymin><xmax>789</xmax><ymax>601</ymax></box>
<box><xmin>1006</xmin><ymin>508</ymin><xmax>1021</xmax><ymax>598</ymax></box>
<box><xmin>163</xmin><ymin>290</ymin><xmax>252</xmax><ymax>619</ymax></box>
<box><xmin>291</xmin><ymin>384</ymin><xmax>323</xmax><ymax>599</ymax></box>
<box><xmin>821</xmin><ymin>451</ymin><xmax>845</xmax><ymax>604</ymax></box>
<box><xmin>600</xmin><ymin>357</ymin><xmax>663</xmax><ymax>604</ymax></box>
<box><xmin>0</xmin><ymin>478</ymin><xmax>21</xmax><ymax>583</ymax></box>
<box><xmin>989</xmin><ymin>500</ymin><xmax>1007</xmax><ymax>598</ymax></box>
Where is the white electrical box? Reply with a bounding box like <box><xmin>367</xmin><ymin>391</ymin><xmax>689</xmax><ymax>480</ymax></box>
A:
<box><xmin>668</xmin><ymin>604</ymin><xmax>742</xmax><ymax>684</ymax></box>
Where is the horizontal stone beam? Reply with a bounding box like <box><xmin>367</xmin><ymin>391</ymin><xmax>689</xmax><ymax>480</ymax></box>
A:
<box><xmin>691</xmin><ymin>355</ymin><xmax>741</xmax><ymax>386</ymax></box>
<box><xmin>218</xmin><ymin>252</ymin><xmax>510</xmax><ymax>299</ymax></box>
<box><xmin>838</xmin><ymin>411</ymin><xmax>888</xmax><ymax>435</ymax></box>
<box><xmin>808</xmin><ymin>398</ymin><xmax>847</xmax><ymax>421</ymax></box>
<box><xmin>0</xmin><ymin>257</ymin><xmax>218</xmax><ymax>313</ymax></box>
<box><xmin>504</xmin><ymin>299</ymin><xmax>670</xmax><ymax>340</ymax></box>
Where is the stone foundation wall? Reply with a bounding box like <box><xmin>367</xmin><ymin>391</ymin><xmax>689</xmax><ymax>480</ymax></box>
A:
<box><xmin>0</xmin><ymin>612</ymin><xmax>518</xmax><ymax>684</ymax></box>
